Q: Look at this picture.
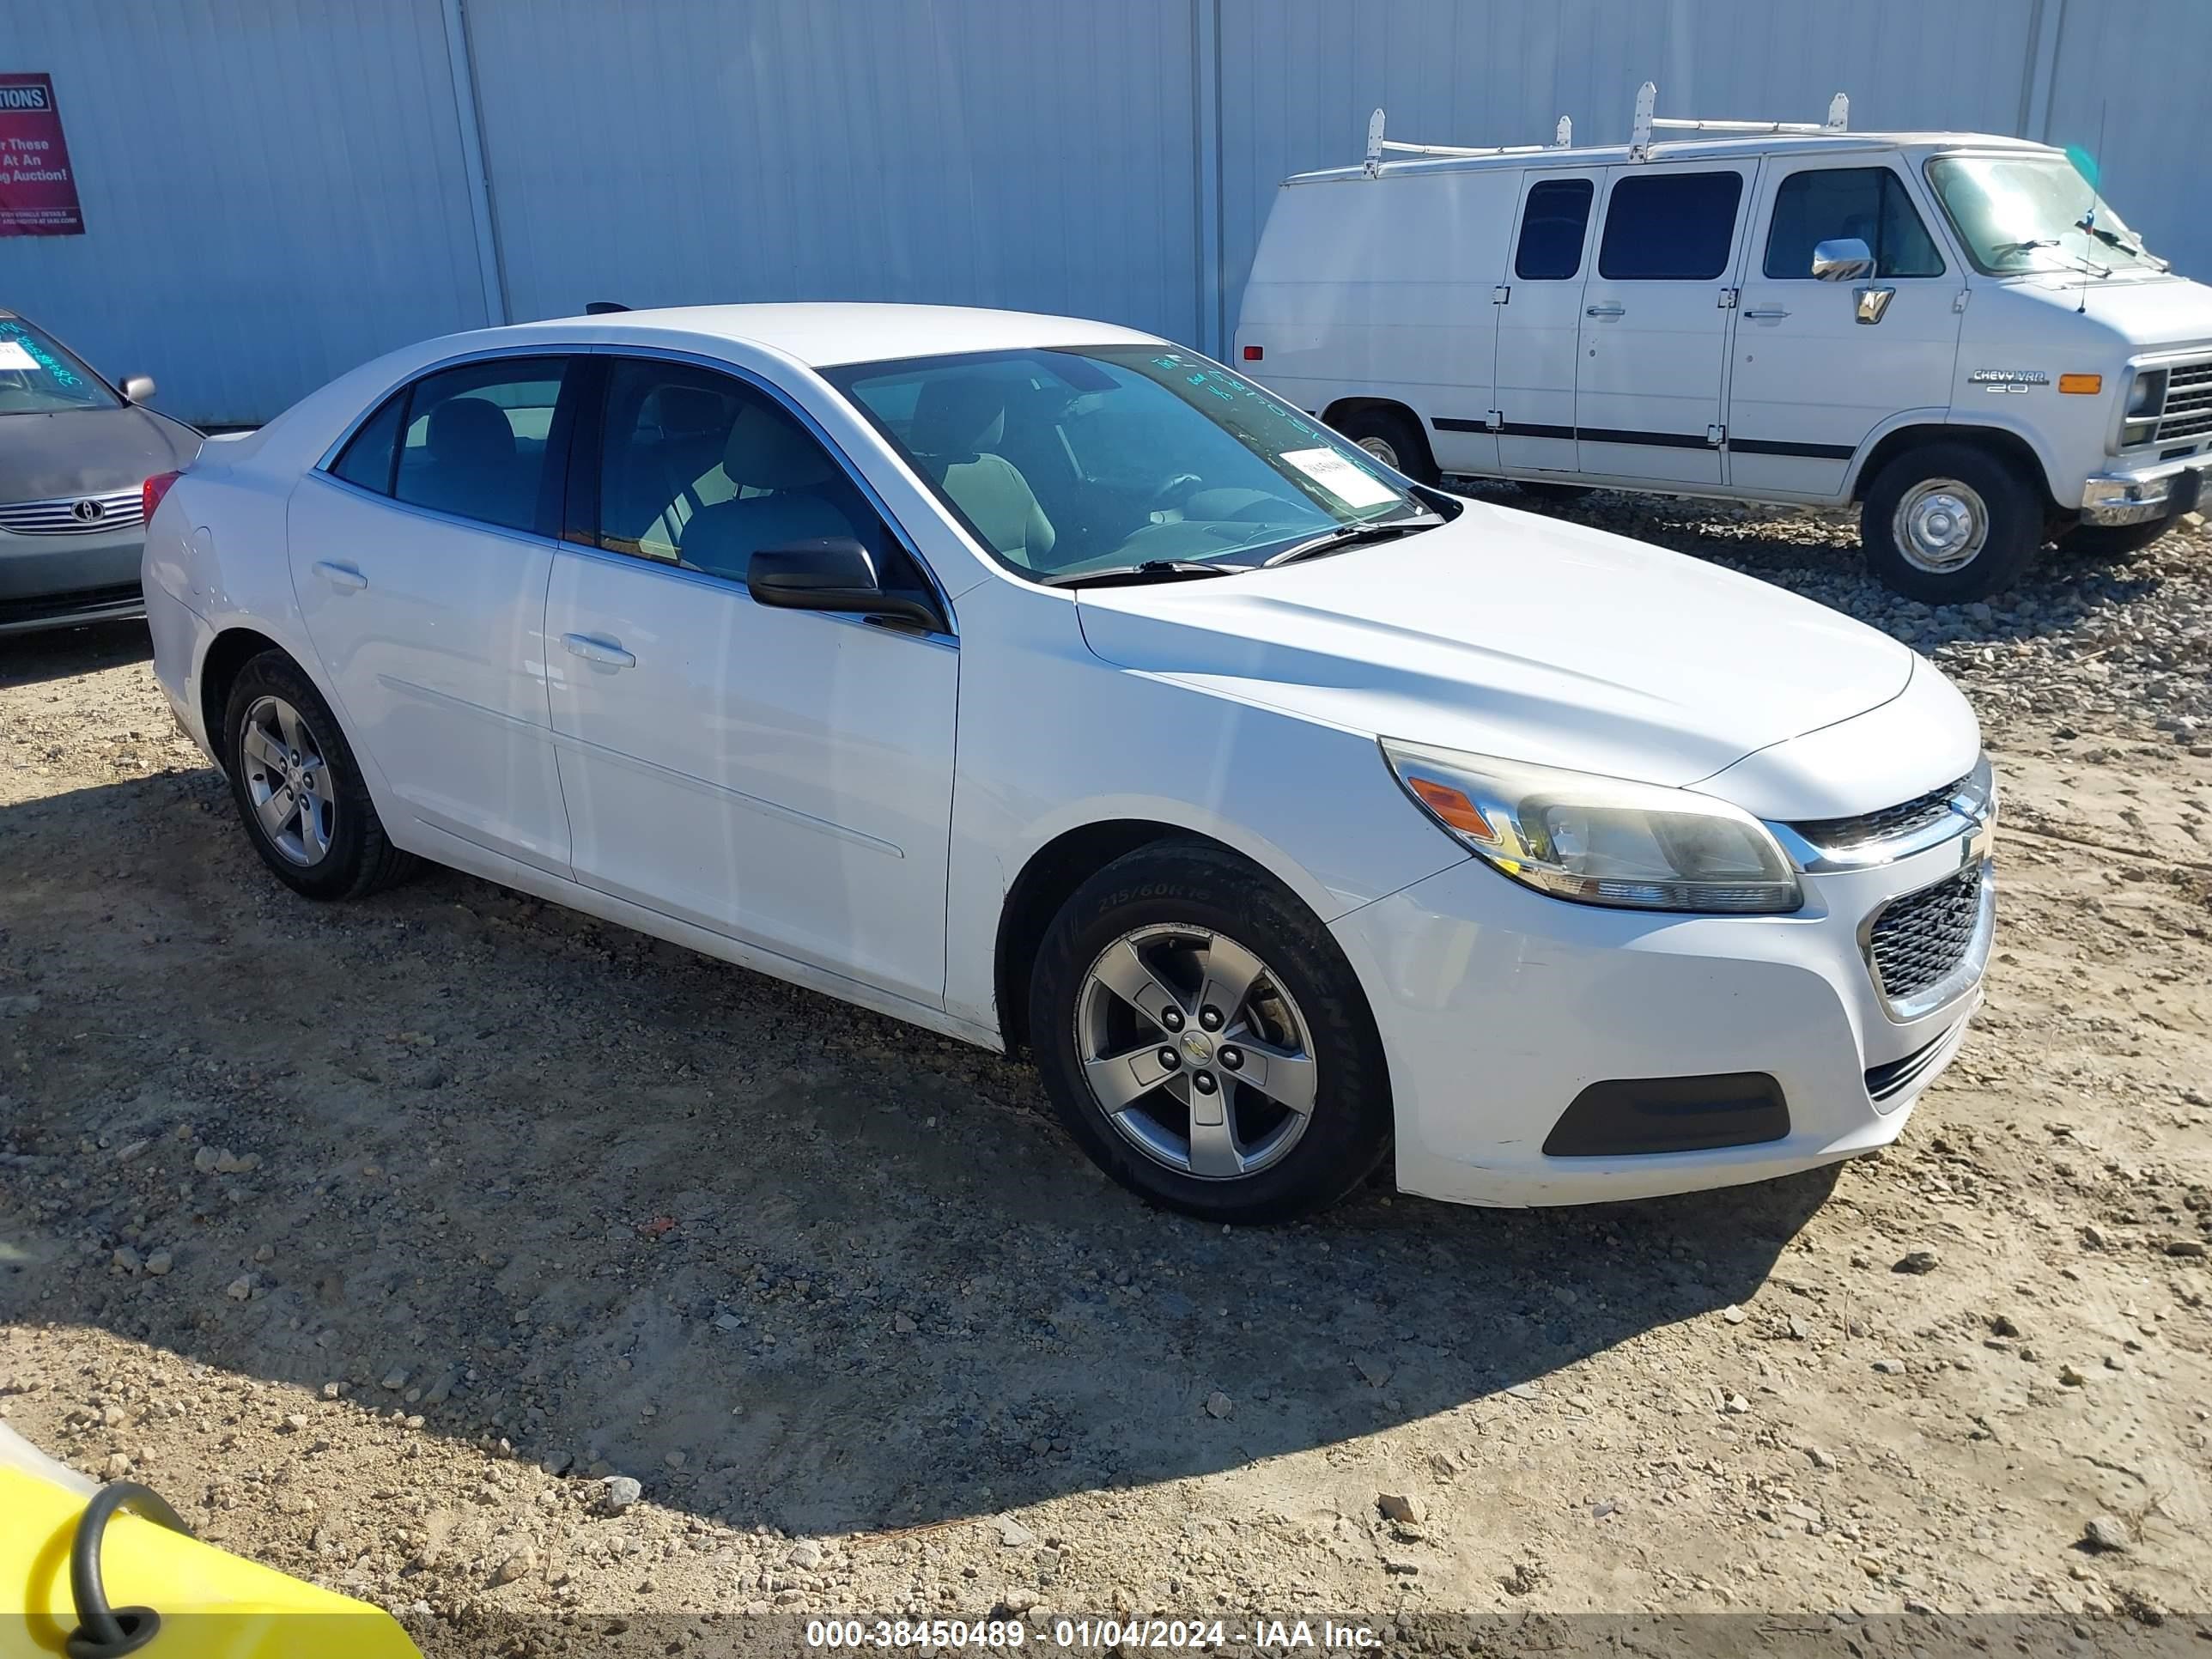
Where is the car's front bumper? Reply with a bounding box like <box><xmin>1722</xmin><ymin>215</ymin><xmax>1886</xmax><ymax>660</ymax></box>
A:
<box><xmin>0</xmin><ymin>523</ymin><xmax>145</xmax><ymax>635</ymax></box>
<box><xmin>2079</xmin><ymin>451</ymin><xmax>2209</xmax><ymax>525</ymax></box>
<box><xmin>1334</xmin><ymin>827</ymin><xmax>1993</xmax><ymax>1208</ymax></box>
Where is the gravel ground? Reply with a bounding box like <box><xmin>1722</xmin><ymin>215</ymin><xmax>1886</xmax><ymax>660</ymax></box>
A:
<box><xmin>2</xmin><ymin>501</ymin><xmax>2209</xmax><ymax>1656</ymax></box>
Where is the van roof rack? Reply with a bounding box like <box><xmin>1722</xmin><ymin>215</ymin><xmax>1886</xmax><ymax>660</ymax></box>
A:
<box><xmin>1362</xmin><ymin>82</ymin><xmax>1848</xmax><ymax>176</ymax></box>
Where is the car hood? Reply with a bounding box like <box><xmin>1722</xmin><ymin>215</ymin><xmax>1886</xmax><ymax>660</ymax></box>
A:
<box><xmin>1073</xmin><ymin>501</ymin><xmax>1919</xmax><ymax>798</ymax></box>
<box><xmin>2006</xmin><ymin>270</ymin><xmax>2212</xmax><ymax>351</ymax></box>
<box><xmin>0</xmin><ymin>405</ymin><xmax>201</xmax><ymax>501</ymax></box>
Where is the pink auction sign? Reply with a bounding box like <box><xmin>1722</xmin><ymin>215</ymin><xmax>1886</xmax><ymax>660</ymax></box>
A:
<box><xmin>0</xmin><ymin>74</ymin><xmax>85</xmax><ymax>236</ymax></box>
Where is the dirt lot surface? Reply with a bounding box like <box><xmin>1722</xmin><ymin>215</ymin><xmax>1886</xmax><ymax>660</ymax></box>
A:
<box><xmin>3</xmin><ymin>502</ymin><xmax>2211</xmax><ymax>1655</ymax></box>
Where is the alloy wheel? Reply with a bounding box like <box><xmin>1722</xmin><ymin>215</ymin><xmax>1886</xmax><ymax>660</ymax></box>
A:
<box><xmin>239</xmin><ymin>695</ymin><xmax>337</xmax><ymax>866</ymax></box>
<box><xmin>1073</xmin><ymin>924</ymin><xmax>1318</xmax><ymax>1180</ymax></box>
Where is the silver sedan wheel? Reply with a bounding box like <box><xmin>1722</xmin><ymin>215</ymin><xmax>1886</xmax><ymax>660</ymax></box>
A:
<box><xmin>1354</xmin><ymin>434</ymin><xmax>1401</xmax><ymax>469</ymax></box>
<box><xmin>1893</xmin><ymin>477</ymin><xmax>1990</xmax><ymax>574</ymax></box>
<box><xmin>240</xmin><ymin>695</ymin><xmax>336</xmax><ymax>866</ymax></box>
<box><xmin>1073</xmin><ymin>923</ymin><xmax>1318</xmax><ymax>1181</ymax></box>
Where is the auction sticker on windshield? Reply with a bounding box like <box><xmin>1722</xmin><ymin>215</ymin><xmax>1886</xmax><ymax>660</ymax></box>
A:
<box><xmin>1279</xmin><ymin>447</ymin><xmax>1399</xmax><ymax>510</ymax></box>
<box><xmin>0</xmin><ymin>341</ymin><xmax>38</xmax><ymax>372</ymax></box>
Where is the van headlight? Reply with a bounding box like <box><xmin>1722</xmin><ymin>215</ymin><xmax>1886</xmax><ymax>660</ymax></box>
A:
<box><xmin>2124</xmin><ymin>368</ymin><xmax>2167</xmax><ymax>445</ymax></box>
<box><xmin>1382</xmin><ymin>740</ymin><xmax>1802</xmax><ymax>915</ymax></box>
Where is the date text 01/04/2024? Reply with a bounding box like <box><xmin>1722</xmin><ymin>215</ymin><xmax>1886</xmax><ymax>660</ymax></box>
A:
<box><xmin>803</xmin><ymin>1619</ymin><xmax>1384</xmax><ymax>1650</ymax></box>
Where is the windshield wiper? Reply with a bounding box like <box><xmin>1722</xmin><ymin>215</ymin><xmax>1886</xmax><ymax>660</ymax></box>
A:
<box><xmin>1042</xmin><ymin>559</ymin><xmax>1245</xmax><ymax>590</ymax></box>
<box><xmin>2075</xmin><ymin>218</ymin><xmax>2161</xmax><ymax>264</ymax></box>
<box><xmin>1260</xmin><ymin>515</ymin><xmax>1443</xmax><ymax>568</ymax></box>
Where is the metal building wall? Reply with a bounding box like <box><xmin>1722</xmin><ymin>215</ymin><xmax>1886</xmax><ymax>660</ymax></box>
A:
<box><xmin>1</xmin><ymin>0</ymin><xmax>494</xmax><ymax>427</ymax></box>
<box><xmin>458</xmin><ymin>0</ymin><xmax>1205</xmax><ymax>345</ymax></box>
<box><xmin>3</xmin><ymin>0</ymin><xmax>2204</xmax><ymax>426</ymax></box>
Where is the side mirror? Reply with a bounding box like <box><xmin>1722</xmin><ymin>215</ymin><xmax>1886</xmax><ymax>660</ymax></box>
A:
<box><xmin>746</xmin><ymin>538</ymin><xmax>941</xmax><ymax>631</ymax></box>
<box><xmin>1811</xmin><ymin>238</ymin><xmax>1874</xmax><ymax>282</ymax></box>
<box><xmin>121</xmin><ymin>375</ymin><xmax>157</xmax><ymax>404</ymax></box>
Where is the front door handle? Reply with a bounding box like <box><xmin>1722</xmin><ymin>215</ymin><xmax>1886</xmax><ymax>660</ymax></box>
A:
<box><xmin>562</xmin><ymin>632</ymin><xmax>635</xmax><ymax>669</ymax></box>
<box><xmin>313</xmin><ymin>561</ymin><xmax>368</xmax><ymax>592</ymax></box>
<box><xmin>1584</xmin><ymin>303</ymin><xmax>1626</xmax><ymax>319</ymax></box>
<box><xmin>1742</xmin><ymin>307</ymin><xmax>1791</xmax><ymax>320</ymax></box>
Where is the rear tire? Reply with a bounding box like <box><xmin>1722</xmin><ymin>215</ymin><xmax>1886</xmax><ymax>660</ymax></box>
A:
<box><xmin>1860</xmin><ymin>442</ymin><xmax>2040</xmax><ymax>603</ymax></box>
<box><xmin>1330</xmin><ymin>407</ymin><xmax>1440</xmax><ymax>487</ymax></box>
<box><xmin>2058</xmin><ymin>517</ymin><xmax>2174</xmax><ymax>561</ymax></box>
<box><xmin>1029</xmin><ymin>841</ymin><xmax>1393</xmax><ymax>1223</ymax></box>
<box><xmin>222</xmin><ymin>651</ymin><xmax>415</xmax><ymax>901</ymax></box>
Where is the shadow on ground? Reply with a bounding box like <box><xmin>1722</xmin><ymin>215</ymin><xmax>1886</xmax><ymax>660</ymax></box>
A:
<box><xmin>1</xmin><ymin>759</ymin><xmax>1839</xmax><ymax>1537</ymax></box>
<box><xmin>0</xmin><ymin>618</ymin><xmax>153</xmax><ymax>690</ymax></box>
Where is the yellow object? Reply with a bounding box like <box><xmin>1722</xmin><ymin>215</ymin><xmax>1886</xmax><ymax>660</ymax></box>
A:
<box><xmin>2058</xmin><ymin>373</ymin><xmax>2103</xmax><ymax>394</ymax></box>
<box><xmin>1</xmin><ymin>1466</ymin><xmax>420</xmax><ymax>1659</ymax></box>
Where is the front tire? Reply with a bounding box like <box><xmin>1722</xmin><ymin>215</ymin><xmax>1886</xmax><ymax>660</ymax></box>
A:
<box><xmin>1029</xmin><ymin>841</ymin><xmax>1393</xmax><ymax>1223</ymax></box>
<box><xmin>1860</xmin><ymin>443</ymin><xmax>2040</xmax><ymax>602</ymax></box>
<box><xmin>2059</xmin><ymin>517</ymin><xmax>2174</xmax><ymax>561</ymax></box>
<box><xmin>222</xmin><ymin>651</ymin><xmax>414</xmax><ymax>900</ymax></box>
<box><xmin>1331</xmin><ymin>407</ymin><xmax>1440</xmax><ymax>487</ymax></box>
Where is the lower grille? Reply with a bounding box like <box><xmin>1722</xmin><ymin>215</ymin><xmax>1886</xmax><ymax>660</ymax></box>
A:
<box><xmin>0</xmin><ymin>582</ymin><xmax>143</xmax><ymax>628</ymax></box>
<box><xmin>0</xmin><ymin>486</ymin><xmax>145</xmax><ymax>537</ymax></box>
<box><xmin>1866</xmin><ymin>865</ymin><xmax>1984</xmax><ymax>1004</ymax></box>
<box><xmin>1864</xmin><ymin>1024</ymin><xmax>1961</xmax><ymax>1103</ymax></box>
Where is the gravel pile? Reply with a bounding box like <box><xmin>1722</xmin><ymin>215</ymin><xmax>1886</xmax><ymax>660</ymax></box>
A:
<box><xmin>1469</xmin><ymin>485</ymin><xmax>2212</xmax><ymax>748</ymax></box>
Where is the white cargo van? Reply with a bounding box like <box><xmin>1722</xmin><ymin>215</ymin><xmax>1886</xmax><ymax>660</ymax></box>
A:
<box><xmin>1236</xmin><ymin>86</ymin><xmax>2212</xmax><ymax>601</ymax></box>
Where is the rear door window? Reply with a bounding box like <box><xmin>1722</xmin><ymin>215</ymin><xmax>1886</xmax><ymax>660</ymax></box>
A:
<box><xmin>1515</xmin><ymin>179</ymin><xmax>1595</xmax><ymax>280</ymax></box>
<box><xmin>1763</xmin><ymin>166</ymin><xmax>1945</xmax><ymax>278</ymax></box>
<box><xmin>391</xmin><ymin>357</ymin><xmax>569</xmax><ymax>534</ymax></box>
<box><xmin>1597</xmin><ymin>173</ymin><xmax>1745</xmax><ymax>280</ymax></box>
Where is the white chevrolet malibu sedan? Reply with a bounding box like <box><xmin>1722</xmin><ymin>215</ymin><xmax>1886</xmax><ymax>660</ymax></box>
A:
<box><xmin>143</xmin><ymin>305</ymin><xmax>1996</xmax><ymax>1221</ymax></box>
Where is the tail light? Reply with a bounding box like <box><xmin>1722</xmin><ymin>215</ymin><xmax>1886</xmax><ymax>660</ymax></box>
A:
<box><xmin>143</xmin><ymin>471</ymin><xmax>181</xmax><ymax>523</ymax></box>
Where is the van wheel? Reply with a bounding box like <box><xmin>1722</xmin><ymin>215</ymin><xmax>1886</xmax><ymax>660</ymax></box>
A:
<box><xmin>1331</xmin><ymin>408</ymin><xmax>1439</xmax><ymax>486</ymax></box>
<box><xmin>1029</xmin><ymin>841</ymin><xmax>1393</xmax><ymax>1224</ymax></box>
<box><xmin>2058</xmin><ymin>518</ymin><xmax>2174</xmax><ymax>561</ymax></box>
<box><xmin>1860</xmin><ymin>444</ymin><xmax>2039</xmax><ymax>602</ymax></box>
<box><xmin>222</xmin><ymin>651</ymin><xmax>415</xmax><ymax>901</ymax></box>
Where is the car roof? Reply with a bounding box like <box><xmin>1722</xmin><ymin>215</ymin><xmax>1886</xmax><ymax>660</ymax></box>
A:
<box><xmin>1288</xmin><ymin>129</ymin><xmax>2057</xmax><ymax>184</ymax></box>
<box><xmin>487</xmin><ymin>302</ymin><xmax>1163</xmax><ymax>368</ymax></box>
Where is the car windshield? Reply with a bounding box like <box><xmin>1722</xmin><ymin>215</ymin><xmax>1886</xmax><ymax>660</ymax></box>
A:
<box><xmin>0</xmin><ymin>316</ymin><xmax>121</xmax><ymax>415</ymax></box>
<box><xmin>1926</xmin><ymin>155</ymin><xmax>2164</xmax><ymax>276</ymax></box>
<box><xmin>824</xmin><ymin>345</ymin><xmax>1432</xmax><ymax>582</ymax></box>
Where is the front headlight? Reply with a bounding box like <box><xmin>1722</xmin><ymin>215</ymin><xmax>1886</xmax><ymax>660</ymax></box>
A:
<box><xmin>2124</xmin><ymin>368</ymin><xmax>2167</xmax><ymax>444</ymax></box>
<box><xmin>1382</xmin><ymin>740</ymin><xmax>1802</xmax><ymax>915</ymax></box>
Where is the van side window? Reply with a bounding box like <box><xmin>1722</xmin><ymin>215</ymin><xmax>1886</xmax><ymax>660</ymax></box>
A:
<box><xmin>1763</xmin><ymin>167</ymin><xmax>1945</xmax><ymax>279</ymax></box>
<box><xmin>1515</xmin><ymin>179</ymin><xmax>1594</xmax><ymax>280</ymax></box>
<box><xmin>1596</xmin><ymin>173</ymin><xmax>1744</xmax><ymax>281</ymax></box>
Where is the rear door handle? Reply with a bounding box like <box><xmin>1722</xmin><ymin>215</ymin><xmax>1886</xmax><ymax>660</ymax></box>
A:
<box><xmin>313</xmin><ymin>561</ymin><xmax>368</xmax><ymax>592</ymax></box>
<box><xmin>1584</xmin><ymin>303</ymin><xmax>1626</xmax><ymax>318</ymax></box>
<box><xmin>562</xmin><ymin>632</ymin><xmax>635</xmax><ymax>669</ymax></box>
<box><xmin>1743</xmin><ymin>307</ymin><xmax>1791</xmax><ymax>320</ymax></box>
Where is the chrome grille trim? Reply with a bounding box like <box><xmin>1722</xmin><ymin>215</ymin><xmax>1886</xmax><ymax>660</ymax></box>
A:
<box><xmin>1861</xmin><ymin>860</ymin><xmax>1996</xmax><ymax>1022</ymax></box>
<box><xmin>0</xmin><ymin>487</ymin><xmax>145</xmax><ymax>537</ymax></box>
<box><xmin>1766</xmin><ymin>751</ymin><xmax>1996</xmax><ymax>873</ymax></box>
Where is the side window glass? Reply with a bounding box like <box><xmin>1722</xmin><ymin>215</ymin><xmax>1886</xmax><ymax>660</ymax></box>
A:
<box><xmin>1764</xmin><ymin>167</ymin><xmax>1945</xmax><ymax>279</ymax></box>
<box><xmin>1597</xmin><ymin>172</ymin><xmax>1745</xmax><ymax>280</ymax></box>
<box><xmin>598</xmin><ymin>358</ymin><xmax>924</xmax><ymax>599</ymax></box>
<box><xmin>329</xmin><ymin>390</ymin><xmax>404</xmax><ymax>495</ymax></box>
<box><xmin>392</xmin><ymin>357</ymin><xmax>568</xmax><ymax>533</ymax></box>
<box><xmin>1515</xmin><ymin>179</ymin><xmax>1595</xmax><ymax>280</ymax></box>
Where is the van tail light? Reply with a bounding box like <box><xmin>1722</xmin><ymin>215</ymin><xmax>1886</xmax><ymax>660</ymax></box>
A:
<box><xmin>1242</xmin><ymin>344</ymin><xmax>1264</xmax><ymax>361</ymax></box>
<box><xmin>143</xmin><ymin>471</ymin><xmax>181</xmax><ymax>523</ymax></box>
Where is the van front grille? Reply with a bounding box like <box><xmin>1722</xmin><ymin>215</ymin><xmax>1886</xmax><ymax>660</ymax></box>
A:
<box><xmin>2158</xmin><ymin>362</ymin><xmax>2212</xmax><ymax>444</ymax></box>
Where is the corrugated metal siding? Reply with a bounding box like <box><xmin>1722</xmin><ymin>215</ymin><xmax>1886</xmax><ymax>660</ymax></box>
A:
<box><xmin>460</xmin><ymin>0</ymin><xmax>1203</xmax><ymax>343</ymax></box>
<box><xmin>2</xmin><ymin>0</ymin><xmax>2203</xmax><ymax>424</ymax></box>
<box><xmin>0</xmin><ymin>0</ymin><xmax>490</xmax><ymax>426</ymax></box>
<box><xmin>2039</xmin><ymin>0</ymin><xmax>2212</xmax><ymax>283</ymax></box>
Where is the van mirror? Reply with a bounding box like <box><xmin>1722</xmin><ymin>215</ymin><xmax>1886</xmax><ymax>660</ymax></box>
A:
<box><xmin>1811</xmin><ymin>238</ymin><xmax>1874</xmax><ymax>282</ymax></box>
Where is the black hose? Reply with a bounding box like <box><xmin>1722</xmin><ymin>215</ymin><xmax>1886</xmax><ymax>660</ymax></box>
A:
<box><xmin>66</xmin><ymin>1480</ymin><xmax>192</xmax><ymax>1659</ymax></box>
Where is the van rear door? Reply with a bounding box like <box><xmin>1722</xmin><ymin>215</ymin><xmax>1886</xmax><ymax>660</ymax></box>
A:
<box><xmin>1493</xmin><ymin>169</ymin><xmax>1601</xmax><ymax>478</ymax></box>
<box><xmin>1726</xmin><ymin>159</ymin><xmax>1964</xmax><ymax>499</ymax></box>
<box><xmin>1574</xmin><ymin>161</ymin><xmax>1757</xmax><ymax>486</ymax></box>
